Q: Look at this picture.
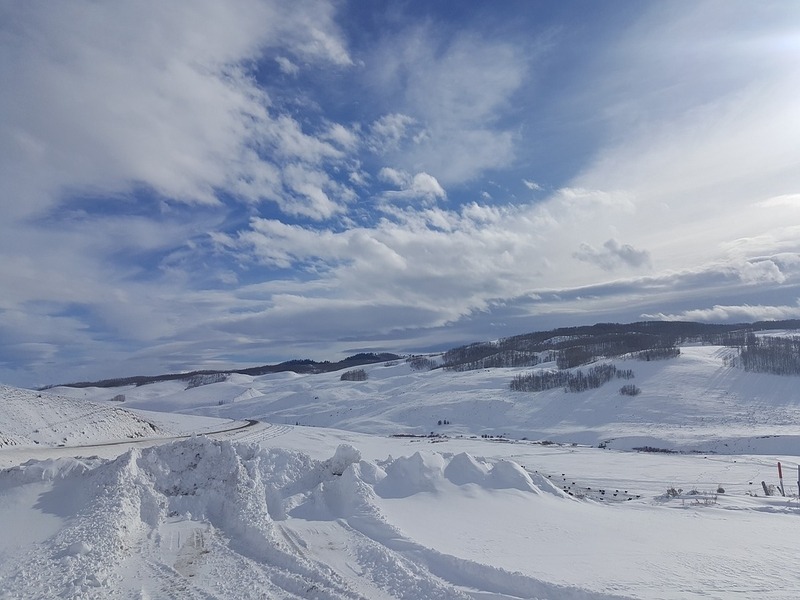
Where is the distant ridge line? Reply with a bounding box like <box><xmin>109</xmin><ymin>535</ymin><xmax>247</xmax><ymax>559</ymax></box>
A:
<box><xmin>42</xmin><ymin>352</ymin><xmax>401</xmax><ymax>390</ymax></box>
<box><xmin>43</xmin><ymin>319</ymin><xmax>800</xmax><ymax>390</ymax></box>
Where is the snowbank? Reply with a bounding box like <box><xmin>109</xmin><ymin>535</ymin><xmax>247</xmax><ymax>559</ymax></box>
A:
<box><xmin>0</xmin><ymin>438</ymin><xmax>601</xmax><ymax>599</ymax></box>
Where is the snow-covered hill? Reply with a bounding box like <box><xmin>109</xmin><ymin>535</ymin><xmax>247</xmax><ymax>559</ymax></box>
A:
<box><xmin>0</xmin><ymin>385</ymin><xmax>166</xmax><ymax>448</ymax></box>
<box><xmin>51</xmin><ymin>344</ymin><xmax>800</xmax><ymax>454</ymax></box>
<box><xmin>0</xmin><ymin>385</ymin><xmax>242</xmax><ymax>451</ymax></box>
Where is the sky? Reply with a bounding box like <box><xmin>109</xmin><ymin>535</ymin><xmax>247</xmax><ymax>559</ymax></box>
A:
<box><xmin>2</xmin><ymin>0</ymin><xmax>800</xmax><ymax>387</ymax></box>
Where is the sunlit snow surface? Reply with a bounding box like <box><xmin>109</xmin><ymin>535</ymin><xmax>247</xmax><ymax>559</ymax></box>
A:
<box><xmin>3</xmin><ymin>345</ymin><xmax>800</xmax><ymax>598</ymax></box>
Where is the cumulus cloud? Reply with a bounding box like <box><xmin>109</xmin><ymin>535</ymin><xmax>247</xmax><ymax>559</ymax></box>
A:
<box><xmin>573</xmin><ymin>239</ymin><xmax>651</xmax><ymax>271</ymax></box>
<box><xmin>736</xmin><ymin>259</ymin><xmax>786</xmax><ymax>284</ymax></box>
<box><xmin>218</xmin><ymin>201</ymin><xmax>542</xmax><ymax>321</ymax></box>
<box><xmin>378</xmin><ymin>168</ymin><xmax>446</xmax><ymax>204</ymax></box>
<box><xmin>643</xmin><ymin>302</ymin><xmax>800</xmax><ymax>323</ymax></box>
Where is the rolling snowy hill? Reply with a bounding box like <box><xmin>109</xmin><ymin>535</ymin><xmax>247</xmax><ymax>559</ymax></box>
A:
<box><xmin>49</xmin><ymin>343</ymin><xmax>800</xmax><ymax>454</ymax></box>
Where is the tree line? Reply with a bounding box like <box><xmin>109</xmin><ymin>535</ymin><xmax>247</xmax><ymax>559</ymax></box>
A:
<box><xmin>732</xmin><ymin>335</ymin><xmax>800</xmax><ymax>375</ymax></box>
<box><xmin>510</xmin><ymin>363</ymin><xmax>633</xmax><ymax>393</ymax></box>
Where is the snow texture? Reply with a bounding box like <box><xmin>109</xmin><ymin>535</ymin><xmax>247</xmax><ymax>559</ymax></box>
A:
<box><xmin>4</xmin><ymin>341</ymin><xmax>800</xmax><ymax>598</ymax></box>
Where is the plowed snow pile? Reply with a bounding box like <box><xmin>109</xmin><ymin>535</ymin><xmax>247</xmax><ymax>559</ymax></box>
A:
<box><xmin>0</xmin><ymin>437</ymin><xmax>625</xmax><ymax>600</ymax></box>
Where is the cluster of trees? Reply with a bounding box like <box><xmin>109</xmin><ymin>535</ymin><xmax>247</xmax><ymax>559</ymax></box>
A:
<box><xmin>340</xmin><ymin>368</ymin><xmax>368</xmax><ymax>381</ymax></box>
<box><xmin>445</xmin><ymin>350</ymin><xmax>543</xmax><ymax>371</ymax></box>
<box><xmin>442</xmin><ymin>342</ymin><xmax>547</xmax><ymax>371</ymax></box>
<box><xmin>632</xmin><ymin>347</ymin><xmax>680</xmax><ymax>361</ymax></box>
<box><xmin>185</xmin><ymin>372</ymin><xmax>228</xmax><ymax>389</ymax></box>
<box><xmin>619</xmin><ymin>384</ymin><xmax>641</xmax><ymax>396</ymax></box>
<box><xmin>408</xmin><ymin>356</ymin><xmax>437</xmax><ymax>371</ymax></box>
<box><xmin>734</xmin><ymin>335</ymin><xmax>800</xmax><ymax>375</ymax></box>
<box><xmin>556</xmin><ymin>347</ymin><xmax>595</xmax><ymax>369</ymax></box>
<box><xmin>442</xmin><ymin>322</ymin><xmax>695</xmax><ymax>373</ymax></box>
<box><xmin>510</xmin><ymin>363</ymin><xmax>632</xmax><ymax>393</ymax></box>
<box><xmin>440</xmin><ymin>320</ymin><xmax>800</xmax><ymax>375</ymax></box>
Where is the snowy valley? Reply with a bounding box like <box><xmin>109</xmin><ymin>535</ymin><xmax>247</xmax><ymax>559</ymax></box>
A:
<box><xmin>3</xmin><ymin>330</ymin><xmax>800</xmax><ymax>599</ymax></box>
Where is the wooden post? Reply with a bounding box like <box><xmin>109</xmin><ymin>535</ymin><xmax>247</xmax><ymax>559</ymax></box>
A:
<box><xmin>778</xmin><ymin>462</ymin><xmax>786</xmax><ymax>497</ymax></box>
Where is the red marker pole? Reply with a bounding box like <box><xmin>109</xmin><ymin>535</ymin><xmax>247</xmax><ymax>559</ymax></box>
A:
<box><xmin>778</xmin><ymin>462</ymin><xmax>786</xmax><ymax>497</ymax></box>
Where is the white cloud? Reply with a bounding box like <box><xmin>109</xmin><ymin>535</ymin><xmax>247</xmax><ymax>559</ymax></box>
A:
<box><xmin>323</xmin><ymin>123</ymin><xmax>360</xmax><ymax>151</ymax></box>
<box><xmin>365</xmin><ymin>27</ymin><xmax>530</xmax><ymax>184</ymax></box>
<box><xmin>0</xmin><ymin>0</ymin><xmax>362</xmax><ymax>385</ymax></box>
<box><xmin>552</xmin><ymin>2</ymin><xmax>800</xmax><ymax>279</ymax></box>
<box><xmin>736</xmin><ymin>259</ymin><xmax>786</xmax><ymax>285</ymax></box>
<box><xmin>643</xmin><ymin>302</ymin><xmax>800</xmax><ymax>323</ymax></box>
<box><xmin>523</xmin><ymin>179</ymin><xmax>543</xmax><ymax>191</ymax></box>
<box><xmin>378</xmin><ymin>169</ymin><xmax>446</xmax><ymax>205</ymax></box>
<box><xmin>275</xmin><ymin>56</ymin><xmax>299</xmax><ymax>75</ymax></box>
<box><xmin>757</xmin><ymin>194</ymin><xmax>800</xmax><ymax>209</ymax></box>
<box><xmin>0</xmin><ymin>0</ymin><xmax>353</xmax><ymax>218</ymax></box>
<box><xmin>574</xmin><ymin>239</ymin><xmax>651</xmax><ymax>271</ymax></box>
<box><xmin>378</xmin><ymin>167</ymin><xmax>408</xmax><ymax>187</ymax></box>
<box><xmin>409</xmin><ymin>173</ymin><xmax>446</xmax><ymax>200</ymax></box>
<box><xmin>368</xmin><ymin>114</ymin><xmax>421</xmax><ymax>152</ymax></box>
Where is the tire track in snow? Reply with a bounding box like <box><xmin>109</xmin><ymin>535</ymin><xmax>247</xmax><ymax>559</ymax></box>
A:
<box><xmin>222</xmin><ymin>421</ymin><xmax>293</xmax><ymax>445</ymax></box>
<box><xmin>280</xmin><ymin>520</ymin><xmax>473</xmax><ymax>600</ymax></box>
<box><xmin>51</xmin><ymin>419</ymin><xmax>261</xmax><ymax>451</ymax></box>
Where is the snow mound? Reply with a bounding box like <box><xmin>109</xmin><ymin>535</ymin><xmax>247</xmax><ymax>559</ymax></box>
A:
<box><xmin>327</xmin><ymin>443</ymin><xmax>361</xmax><ymax>475</ymax></box>
<box><xmin>232</xmin><ymin>386</ymin><xmax>264</xmax><ymax>402</ymax></box>
<box><xmin>0</xmin><ymin>438</ymin><xmax>630</xmax><ymax>599</ymax></box>
<box><xmin>373</xmin><ymin>451</ymin><xmax>560</xmax><ymax>498</ymax></box>
<box><xmin>0</xmin><ymin>438</ymin><xmax>369</xmax><ymax>599</ymax></box>
<box><xmin>443</xmin><ymin>451</ymin><xmax>490</xmax><ymax>485</ymax></box>
<box><xmin>528</xmin><ymin>470</ymin><xmax>573</xmax><ymax>497</ymax></box>
<box><xmin>376</xmin><ymin>451</ymin><xmax>447</xmax><ymax>498</ymax></box>
<box><xmin>485</xmin><ymin>459</ymin><xmax>538</xmax><ymax>492</ymax></box>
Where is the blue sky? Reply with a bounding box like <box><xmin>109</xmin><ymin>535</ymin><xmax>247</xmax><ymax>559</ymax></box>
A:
<box><xmin>2</xmin><ymin>0</ymin><xmax>800</xmax><ymax>387</ymax></box>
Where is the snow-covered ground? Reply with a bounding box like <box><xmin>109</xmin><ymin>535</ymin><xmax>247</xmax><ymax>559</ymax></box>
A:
<box><xmin>3</xmin><ymin>344</ymin><xmax>800</xmax><ymax>598</ymax></box>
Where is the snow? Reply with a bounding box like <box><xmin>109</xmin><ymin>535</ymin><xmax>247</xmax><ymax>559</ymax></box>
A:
<box><xmin>3</xmin><ymin>344</ymin><xmax>800</xmax><ymax>598</ymax></box>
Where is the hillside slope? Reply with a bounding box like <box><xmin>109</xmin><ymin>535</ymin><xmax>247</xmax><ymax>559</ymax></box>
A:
<box><xmin>51</xmin><ymin>344</ymin><xmax>800</xmax><ymax>453</ymax></box>
<box><xmin>0</xmin><ymin>385</ymin><xmax>165</xmax><ymax>448</ymax></box>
